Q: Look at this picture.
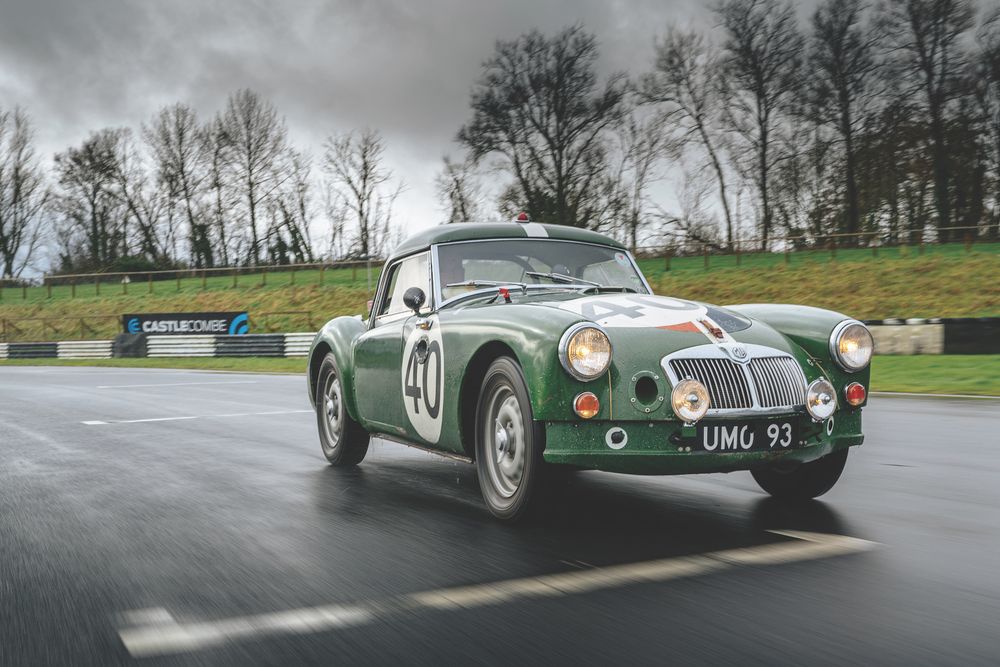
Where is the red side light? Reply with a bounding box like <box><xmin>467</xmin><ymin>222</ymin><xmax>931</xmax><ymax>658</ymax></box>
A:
<box><xmin>516</xmin><ymin>211</ymin><xmax>529</xmax><ymax>222</ymax></box>
<box><xmin>573</xmin><ymin>392</ymin><xmax>600</xmax><ymax>419</ymax></box>
<box><xmin>845</xmin><ymin>382</ymin><xmax>866</xmax><ymax>407</ymax></box>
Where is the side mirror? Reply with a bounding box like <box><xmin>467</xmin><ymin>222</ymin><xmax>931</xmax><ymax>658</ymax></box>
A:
<box><xmin>402</xmin><ymin>287</ymin><xmax>426</xmax><ymax>314</ymax></box>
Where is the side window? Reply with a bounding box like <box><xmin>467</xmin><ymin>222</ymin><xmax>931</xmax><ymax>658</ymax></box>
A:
<box><xmin>378</xmin><ymin>253</ymin><xmax>429</xmax><ymax>319</ymax></box>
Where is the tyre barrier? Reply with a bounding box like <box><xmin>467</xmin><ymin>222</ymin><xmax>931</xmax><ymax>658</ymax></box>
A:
<box><xmin>863</xmin><ymin>318</ymin><xmax>1000</xmax><ymax>355</ymax></box>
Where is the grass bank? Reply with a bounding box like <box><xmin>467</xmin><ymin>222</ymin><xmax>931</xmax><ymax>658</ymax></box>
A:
<box><xmin>2</xmin><ymin>355</ymin><xmax>997</xmax><ymax>396</ymax></box>
<box><xmin>0</xmin><ymin>242</ymin><xmax>996</xmax><ymax>342</ymax></box>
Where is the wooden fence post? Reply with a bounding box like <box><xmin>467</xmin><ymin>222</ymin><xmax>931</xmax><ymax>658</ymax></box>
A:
<box><xmin>148</xmin><ymin>274</ymin><xmax>153</xmax><ymax>294</ymax></box>
<box><xmin>290</xmin><ymin>268</ymin><xmax>296</xmax><ymax>285</ymax></box>
<box><xmin>71</xmin><ymin>281</ymin><xmax>76</xmax><ymax>298</ymax></box>
<box><xmin>703</xmin><ymin>246</ymin><xmax>709</xmax><ymax>270</ymax></box>
<box><xmin>319</xmin><ymin>266</ymin><xmax>325</xmax><ymax>286</ymax></box>
<box><xmin>201</xmin><ymin>270</ymin><xmax>207</xmax><ymax>290</ymax></box>
<box><xmin>176</xmin><ymin>273</ymin><xmax>181</xmax><ymax>292</ymax></box>
<box><xmin>96</xmin><ymin>279</ymin><xmax>100</xmax><ymax>296</ymax></box>
<box><xmin>233</xmin><ymin>269</ymin><xmax>238</xmax><ymax>288</ymax></box>
<box><xmin>22</xmin><ymin>284</ymin><xmax>27</xmax><ymax>300</ymax></box>
<box><xmin>47</xmin><ymin>282</ymin><xmax>52</xmax><ymax>299</ymax></box>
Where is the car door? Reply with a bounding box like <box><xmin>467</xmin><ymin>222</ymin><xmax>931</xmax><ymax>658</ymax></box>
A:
<box><xmin>352</xmin><ymin>252</ymin><xmax>430</xmax><ymax>433</ymax></box>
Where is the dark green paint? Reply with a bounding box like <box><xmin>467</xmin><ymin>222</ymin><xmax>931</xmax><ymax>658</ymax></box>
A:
<box><xmin>308</xmin><ymin>227</ymin><xmax>869</xmax><ymax>475</ymax></box>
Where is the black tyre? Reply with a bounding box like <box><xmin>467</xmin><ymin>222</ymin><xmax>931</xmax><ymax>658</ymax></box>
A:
<box><xmin>316</xmin><ymin>353</ymin><xmax>369</xmax><ymax>466</ymax></box>
<box><xmin>475</xmin><ymin>357</ymin><xmax>544</xmax><ymax>522</ymax></box>
<box><xmin>751</xmin><ymin>449</ymin><xmax>849</xmax><ymax>500</ymax></box>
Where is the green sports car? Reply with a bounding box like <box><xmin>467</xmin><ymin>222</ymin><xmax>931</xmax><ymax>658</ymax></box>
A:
<box><xmin>307</xmin><ymin>220</ymin><xmax>873</xmax><ymax>521</ymax></box>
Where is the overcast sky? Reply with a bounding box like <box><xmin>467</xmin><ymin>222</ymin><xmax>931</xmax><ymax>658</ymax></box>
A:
<box><xmin>0</xmin><ymin>0</ymin><xmax>718</xmax><ymax>242</ymax></box>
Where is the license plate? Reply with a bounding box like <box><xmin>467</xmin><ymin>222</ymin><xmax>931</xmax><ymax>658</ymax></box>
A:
<box><xmin>695</xmin><ymin>420</ymin><xmax>799</xmax><ymax>453</ymax></box>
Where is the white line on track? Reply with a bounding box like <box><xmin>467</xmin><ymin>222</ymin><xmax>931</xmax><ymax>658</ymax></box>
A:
<box><xmin>96</xmin><ymin>381</ymin><xmax>259</xmax><ymax>389</ymax></box>
<box><xmin>117</xmin><ymin>530</ymin><xmax>877</xmax><ymax>658</ymax></box>
<box><xmin>82</xmin><ymin>409</ymin><xmax>311</xmax><ymax>425</ymax></box>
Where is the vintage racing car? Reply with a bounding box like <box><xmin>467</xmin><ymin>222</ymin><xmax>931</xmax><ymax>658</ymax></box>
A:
<box><xmin>307</xmin><ymin>220</ymin><xmax>873</xmax><ymax>521</ymax></box>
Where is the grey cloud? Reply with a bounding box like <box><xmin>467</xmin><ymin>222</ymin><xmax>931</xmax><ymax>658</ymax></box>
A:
<box><xmin>0</xmin><ymin>0</ymin><xmax>709</xmax><ymax>231</ymax></box>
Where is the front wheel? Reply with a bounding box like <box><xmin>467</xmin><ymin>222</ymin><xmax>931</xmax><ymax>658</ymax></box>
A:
<box><xmin>475</xmin><ymin>357</ymin><xmax>543</xmax><ymax>522</ymax></box>
<box><xmin>316</xmin><ymin>353</ymin><xmax>369</xmax><ymax>466</ymax></box>
<box><xmin>751</xmin><ymin>449</ymin><xmax>848</xmax><ymax>500</ymax></box>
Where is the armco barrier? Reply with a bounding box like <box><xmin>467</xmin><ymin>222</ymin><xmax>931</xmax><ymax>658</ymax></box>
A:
<box><xmin>57</xmin><ymin>340</ymin><xmax>113</xmax><ymax>359</ymax></box>
<box><xmin>144</xmin><ymin>333</ymin><xmax>312</xmax><ymax>358</ymax></box>
<box><xmin>146</xmin><ymin>335</ymin><xmax>217</xmax><ymax>357</ymax></box>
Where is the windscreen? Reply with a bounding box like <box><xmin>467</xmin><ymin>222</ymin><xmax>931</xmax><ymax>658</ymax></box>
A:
<box><xmin>436</xmin><ymin>239</ymin><xmax>648</xmax><ymax>301</ymax></box>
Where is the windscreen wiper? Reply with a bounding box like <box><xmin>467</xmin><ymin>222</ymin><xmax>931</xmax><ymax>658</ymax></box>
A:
<box><xmin>445</xmin><ymin>280</ymin><xmax>528</xmax><ymax>292</ymax></box>
<box><xmin>523</xmin><ymin>271</ymin><xmax>600</xmax><ymax>287</ymax></box>
<box><xmin>581</xmin><ymin>285</ymin><xmax>640</xmax><ymax>294</ymax></box>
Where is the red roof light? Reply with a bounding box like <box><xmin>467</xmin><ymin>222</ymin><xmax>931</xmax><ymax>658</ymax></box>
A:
<box><xmin>515</xmin><ymin>212</ymin><xmax>529</xmax><ymax>222</ymax></box>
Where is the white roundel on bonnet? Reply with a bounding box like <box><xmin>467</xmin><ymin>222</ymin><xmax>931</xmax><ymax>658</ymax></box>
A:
<box><xmin>401</xmin><ymin>318</ymin><xmax>444</xmax><ymax>444</ymax></box>
<box><xmin>555</xmin><ymin>294</ymin><xmax>707</xmax><ymax>328</ymax></box>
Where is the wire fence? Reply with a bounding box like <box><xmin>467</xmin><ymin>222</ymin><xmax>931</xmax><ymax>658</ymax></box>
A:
<box><xmin>0</xmin><ymin>224</ymin><xmax>992</xmax><ymax>297</ymax></box>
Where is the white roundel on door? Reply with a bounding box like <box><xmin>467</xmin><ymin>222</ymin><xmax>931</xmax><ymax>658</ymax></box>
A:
<box><xmin>401</xmin><ymin>318</ymin><xmax>445</xmax><ymax>444</ymax></box>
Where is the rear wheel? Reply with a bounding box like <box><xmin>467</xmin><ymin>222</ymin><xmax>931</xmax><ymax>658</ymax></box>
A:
<box><xmin>475</xmin><ymin>357</ymin><xmax>543</xmax><ymax>522</ymax></box>
<box><xmin>751</xmin><ymin>449</ymin><xmax>848</xmax><ymax>500</ymax></box>
<box><xmin>316</xmin><ymin>353</ymin><xmax>368</xmax><ymax>466</ymax></box>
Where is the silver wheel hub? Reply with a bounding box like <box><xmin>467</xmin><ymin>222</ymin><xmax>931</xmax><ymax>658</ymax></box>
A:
<box><xmin>323</xmin><ymin>374</ymin><xmax>343</xmax><ymax>445</ymax></box>
<box><xmin>484</xmin><ymin>388</ymin><xmax>525</xmax><ymax>499</ymax></box>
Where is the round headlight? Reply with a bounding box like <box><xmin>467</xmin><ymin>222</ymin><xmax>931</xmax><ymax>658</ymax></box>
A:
<box><xmin>671</xmin><ymin>379</ymin><xmax>710</xmax><ymax>423</ymax></box>
<box><xmin>560</xmin><ymin>324</ymin><xmax>612</xmax><ymax>381</ymax></box>
<box><xmin>806</xmin><ymin>378</ymin><xmax>837</xmax><ymax>421</ymax></box>
<box><xmin>830</xmin><ymin>320</ymin><xmax>873</xmax><ymax>372</ymax></box>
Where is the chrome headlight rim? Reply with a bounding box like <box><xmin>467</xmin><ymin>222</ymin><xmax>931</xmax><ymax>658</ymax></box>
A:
<box><xmin>805</xmin><ymin>377</ymin><xmax>838</xmax><ymax>421</ymax></box>
<box><xmin>829</xmin><ymin>319</ymin><xmax>874</xmax><ymax>372</ymax></box>
<box><xmin>671</xmin><ymin>378</ymin><xmax>711</xmax><ymax>423</ymax></box>
<box><xmin>558</xmin><ymin>322</ymin><xmax>613</xmax><ymax>381</ymax></box>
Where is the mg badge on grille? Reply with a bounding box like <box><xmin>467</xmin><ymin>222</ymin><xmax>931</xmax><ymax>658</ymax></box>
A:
<box><xmin>725</xmin><ymin>343</ymin><xmax>749</xmax><ymax>362</ymax></box>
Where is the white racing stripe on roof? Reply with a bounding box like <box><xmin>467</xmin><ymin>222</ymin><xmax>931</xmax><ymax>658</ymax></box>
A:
<box><xmin>521</xmin><ymin>222</ymin><xmax>549</xmax><ymax>238</ymax></box>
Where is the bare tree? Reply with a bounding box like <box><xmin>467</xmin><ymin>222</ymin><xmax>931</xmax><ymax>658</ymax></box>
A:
<box><xmin>641</xmin><ymin>27</ymin><xmax>737</xmax><ymax>248</ymax></box>
<box><xmin>435</xmin><ymin>155</ymin><xmax>482</xmax><ymax>223</ymax></box>
<box><xmin>809</xmin><ymin>0</ymin><xmax>882</xmax><ymax>241</ymax></box>
<box><xmin>54</xmin><ymin>129</ymin><xmax>126</xmax><ymax>269</ymax></box>
<box><xmin>716</xmin><ymin>0</ymin><xmax>805</xmax><ymax>250</ymax></box>
<box><xmin>323</xmin><ymin>128</ymin><xmax>401</xmax><ymax>258</ymax></box>
<box><xmin>201</xmin><ymin>116</ymin><xmax>235</xmax><ymax>265</ymax></box>
<box><xmin>877</xmin><ymin>0</ymin><xmax>975</xmax><ymax>239</ymax></box>
<box><xmin>0</xmin><ymin>109</ymin><xmax>48</xmax><ymax>279</ymax></box>
<box><xmin>612</xmin><ymin>112</ymin><xmax>672</xmax><ymax>253</ymax></box>
<box><xmin>220</xmin><ymin>89</ymin><xmax>289</xmax><ymax>264</ymax></box>
<box><xmin>145</xmin><ymin>103</ymin><xmax>213</xmax><ymax>266</ymax></box>
<box><xmin>458</xmin><ymin>25</ymin><xmax>627</xmax><ymax>228</ymax></box>
<box><xmin>976</xmin><ymin>7</ymin><xmax>1000</xmax><ymax>237</ymax></box>
<box><xmin>267</xmin><ymin>150</ymin><xmax>315</xmax><ymax>264</ymax></box>
<box><xmin>107</xmin><ymin>128</ymin><xmax>168</xmax><ymax>262</ymax></box>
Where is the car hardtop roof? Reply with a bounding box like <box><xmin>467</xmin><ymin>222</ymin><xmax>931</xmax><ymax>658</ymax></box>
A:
<box><xmin>388</xmin><ymin>222</ymin><xmax>627</xmax><ymax>261</ymax></box>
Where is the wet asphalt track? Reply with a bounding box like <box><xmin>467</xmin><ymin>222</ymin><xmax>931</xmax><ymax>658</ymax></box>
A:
<box><xmin>1</xmin><ymin>366</ymin><xmax>999</xmax><ymax>665</ymax></box>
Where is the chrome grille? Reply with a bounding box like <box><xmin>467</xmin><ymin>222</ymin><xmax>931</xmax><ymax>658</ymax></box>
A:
<box><xmin>667</xmin><ymin>351</ymin><xmax>807</xmax><ymax>413</ymax></box>
<box><xmin>748</xmin><ymin>357</ymin><xmax>807</xmax><ymax>408</ymax></box>
<box><xmin>669</xmin><ymin>358</ymin><xmax>752</xmax><ymax>409</ymax></box>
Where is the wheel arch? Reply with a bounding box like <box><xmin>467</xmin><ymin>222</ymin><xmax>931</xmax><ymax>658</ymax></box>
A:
<box><xmin>458</xmin><ymin>341</ymin><xmax>521</xmax><ymax>461</ymax></box>
<box><xmin>306</xmin><ymin>316</ymin><xmax>366</xmax><ymax>421</ymax></box>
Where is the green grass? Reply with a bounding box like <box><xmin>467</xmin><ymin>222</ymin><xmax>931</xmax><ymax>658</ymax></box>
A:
<box><xmin>869</xmin><ymin>355</ymin><xmax>1000</xmax><ymax>396</ymax></box>
<box><xmin>0</xmin><ymin>242</ymin><xmax>997</xmax><ymax>342</ymax></box>
<box><xmin>2</xmin><ymin>354</ymin><xmax>997</xmax><ymax>396</ymax></box>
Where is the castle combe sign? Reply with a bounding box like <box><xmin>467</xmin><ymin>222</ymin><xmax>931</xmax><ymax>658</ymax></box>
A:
<box><xmin>122</xmin><ymin>312</ymin><xmax>249</xmax><ymax>336</ymax></box>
